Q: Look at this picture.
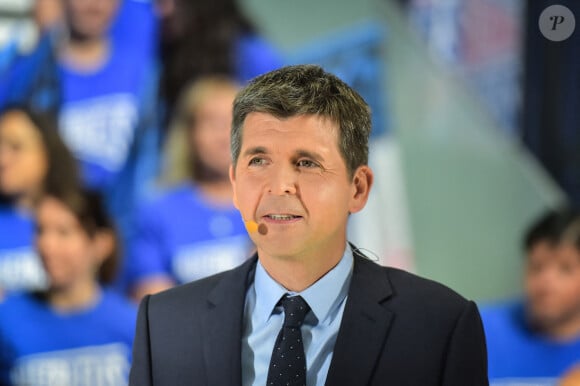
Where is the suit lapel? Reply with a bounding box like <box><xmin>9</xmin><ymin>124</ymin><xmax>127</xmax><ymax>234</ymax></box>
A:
<box><xmin>201</xmin><ymin>256</ymin><xmax>257</xmax><ymax>386</ymax></box>
<box><xmin>325</xmin><ymin>250</ymin><xmax>395</xmax><ymax>386</ymax></box>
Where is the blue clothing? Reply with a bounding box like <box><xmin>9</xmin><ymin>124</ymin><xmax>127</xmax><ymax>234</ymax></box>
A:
<box><xmin>0</xmin><ymin>204</ymin><xmax>46</xmax><ymax>292</ymax></box>
<box><xmin>0</xmin><ymin>288</ymin><xmax>136</xmax><ymax>386</ymax></box>
<box><xmin>111</xmin><ymin>0</ymin><xmax>157</xmax><ymax>61</ymax></box>
<box><xmin>57</xmin><ymin>41</ymin><xmax>153</xmax><ymax>190</ymax></box>
<box><xmin>0</xmin><ymin>34</ymin><xmax>61</xmax><ymax>113</ymax></box>
<box><xmin>480</xmin><ymin>300</ymin><xmax>580</xmax><ymax>386</ymax></box>
<box><xmin>124</xmin><ymin>183</ymin><xmax>252</xmax><ymax>288</ymax></box>
<box><xmin>241</xmin><ymin>244</ymin><xmax>353</xmax><ymax>386</ymax></box>
<box><xmin>0</xmin><ymin>40</ymin><xmax>18</xmax><ymax>77</ymax></box>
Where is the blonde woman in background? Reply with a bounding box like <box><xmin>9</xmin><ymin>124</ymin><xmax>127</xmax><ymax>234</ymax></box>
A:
<box><xmin>122</xmin><ymin>76</ymin><xmax>252</xmax><ymax>301</ymax></box>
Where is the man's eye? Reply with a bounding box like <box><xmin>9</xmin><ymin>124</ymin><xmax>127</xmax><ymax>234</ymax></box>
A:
<box><xmin>297</xmin><ymin>159</ymin><xmax>318</xmax><ymax>168</ymax></box>
<box><xmin>249</xmin><ymin>157</ymin><xmax>265</xmax><ymax>166</ymax></box>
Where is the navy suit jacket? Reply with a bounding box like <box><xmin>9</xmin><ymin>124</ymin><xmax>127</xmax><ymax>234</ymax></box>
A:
<box><xmin>129</xmin><ymin>249</ymin><xmax>488</xmax><ymax>385</ymax></box>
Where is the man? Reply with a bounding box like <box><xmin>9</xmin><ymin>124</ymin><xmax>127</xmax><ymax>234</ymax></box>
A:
<box><xmin>481</xmin><ymin>208</ymin><xmax>580</xmax><ymax>386</ymax></box>
<box><xmin>129</xmin><ymin>64</ymin><xmax>488</xmax><ymax>385</ymax></box>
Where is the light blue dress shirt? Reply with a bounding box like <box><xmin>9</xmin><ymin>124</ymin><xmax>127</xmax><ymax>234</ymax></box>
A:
<box><xmin>241</xmin><ymin>244</ymin><xmax>354</xmax><ymax>386</ymax></box>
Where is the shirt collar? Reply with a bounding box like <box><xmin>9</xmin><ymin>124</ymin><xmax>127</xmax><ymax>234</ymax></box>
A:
<box><xmin>253</xmin><ymin>244</ymin><xmax>354</xmax><ymax>326</ymax></box>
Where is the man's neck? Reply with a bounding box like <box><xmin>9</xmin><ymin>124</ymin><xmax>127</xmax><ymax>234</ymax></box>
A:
<box><xmin>258</xmin><ymin>243</ymin><xmax>346</xmax><ymax>292</ymax></box>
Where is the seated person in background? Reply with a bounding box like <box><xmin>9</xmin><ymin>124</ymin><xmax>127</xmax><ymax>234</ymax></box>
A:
<box><xmin>0</xmin><ymin>188</ymin><xmax>136</xmax><ymax>386</ymax></box>
<box><xmin>480</xmin><ymin>207</ymin><xmax>580</xmax><ymax>386</ymax></box>
<box><xmin>0</xmin><ymin>105</ymin><xmax>79</xmax><ymax>294</ymax></box>
<box><xmin>123</xmin><ymin>76</ymin><xmax>252</xmax><ymax>301</ymax></box>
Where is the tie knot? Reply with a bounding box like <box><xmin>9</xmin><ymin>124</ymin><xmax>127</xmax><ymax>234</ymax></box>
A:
<box><xmin>280</xmin><ymin>295</ymin><xmax>310</xmax><ymax>328</ymax></box>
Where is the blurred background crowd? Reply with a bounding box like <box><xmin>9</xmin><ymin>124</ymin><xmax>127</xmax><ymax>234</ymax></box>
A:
<box><xmin>0</xmin><ymin>0</ymin><xmax>578</xmax><ymax>385</ymax></box>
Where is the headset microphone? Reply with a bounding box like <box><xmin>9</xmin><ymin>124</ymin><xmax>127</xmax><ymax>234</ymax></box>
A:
<box><xmin>244</xmin><ymin>220</ymin><xmax>268</xmax><ymax>235</ymax></box>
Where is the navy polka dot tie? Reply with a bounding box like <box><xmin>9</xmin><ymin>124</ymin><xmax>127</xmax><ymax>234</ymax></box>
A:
<box><xmin>266</xmin><ymin>294</ymin><xmax>311</xmax><ymax>386</ymax></box>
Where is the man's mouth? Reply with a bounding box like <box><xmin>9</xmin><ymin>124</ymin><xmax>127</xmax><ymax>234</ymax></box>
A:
<box><xmin>265</xmin><ymin>214</ymin><xmax>301</xmax><ymax>221</ymax></box>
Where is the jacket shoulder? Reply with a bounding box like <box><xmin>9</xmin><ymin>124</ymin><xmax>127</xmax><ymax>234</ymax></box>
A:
<box><xmin>146</xmin><ymin>257</ymin><xmax>255</xmax><ymax>314</ymax></box>
<box><xmin>356</xmin><ymin>256</ymin><xmax>472</xmax><ymax>319</ymax></box>
<box><xmin>146</xmin><ymin>270</ymin><xmax>226</xmax><ymax>312</ymax></box>
<box><xmin>387</xmin><ymin>266</ymin><xmax>468</xmax><ymax>303</ymax></box>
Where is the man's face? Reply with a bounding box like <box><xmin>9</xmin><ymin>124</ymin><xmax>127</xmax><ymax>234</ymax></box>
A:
<box><xmin>230</xmin><ymin>113</ymin><xmax>371</xmax><ymax>261</ymax></box>
<box><xmin>525</xmin><ymin>240</ymin><xmax>580</xmax><ymax>332</ymax></box>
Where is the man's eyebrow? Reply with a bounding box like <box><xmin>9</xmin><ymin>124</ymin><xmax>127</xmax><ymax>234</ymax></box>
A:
<box><xmin>295</xmin><ymin>149</ymin><xmax>324</xmax><ymax>162</ymax></box>
<box><xmin>241</xmin><ymin>147</ymin><xmax>325</xmax><ymax>161</ymax></box>
<box><xmin>242</xmin><ymin>146</ymin><xmax>268</xmax><ymax>157</ymax></box>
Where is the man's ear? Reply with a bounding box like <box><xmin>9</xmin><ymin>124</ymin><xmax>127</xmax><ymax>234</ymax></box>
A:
<box><xmin>229</xmin><ymin>164</ymin><xmax>239</xmax><ymax>209</ymax></box>
<box><xmin>348</xmin><ymin>165</ymin><xmax>373</xmax><ymax>214</ymax></box>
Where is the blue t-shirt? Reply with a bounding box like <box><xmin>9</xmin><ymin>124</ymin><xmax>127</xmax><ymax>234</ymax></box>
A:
<box><xmin>0</xmin><ymin>204</ymin><xmax>46</xmax><ymax>292</ymax></box>
<box><xmin>123</xmin><ymin>183</ymin><xmax>252</xmax><ymax>288</ymax></box>
<box><xmin>57</xmin><ymin>42</ymin><xmax>153</xmax><ymax>191</ymax></box>
<box><xmin>480</xmin><ymin>300</ymin><xmax>580</xmax><ymax>386</ymax></box>
<box><xmin>0</xmin><ymin>288</ymin><xmax>136</xmax><ymax>386</ymax></box>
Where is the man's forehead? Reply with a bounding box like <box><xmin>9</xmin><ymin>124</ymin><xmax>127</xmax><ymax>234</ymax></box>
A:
<box><xmin>242</xmin><ymin>111</ymin><xmax>337</xmax><ymax>128</ymax></box>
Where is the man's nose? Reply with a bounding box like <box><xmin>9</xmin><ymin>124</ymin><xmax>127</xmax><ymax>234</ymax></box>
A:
<box><xmin>267</xmin><ymin>164</ymin><xmax>297</xmax><ymax>195</ymax></box>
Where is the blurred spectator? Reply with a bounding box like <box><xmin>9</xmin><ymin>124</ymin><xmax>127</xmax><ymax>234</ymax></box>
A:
<box><xmin>123</xmin><ymin>77</ymin><xmax>252</xmax><ymax>301</ymax></box>
<box><xmin>480</xmin><ymin>207</ymin><xmax>580</xmax><ymax>385</ymax></box>
<box><xmin>155</xmin><ymin>0</ymin><xmax>282</xmax><ymax>126</ymax></box>
<box><xmin>1</xmin><ymin>0</ymin><xmax>160</xmax><ymax>234</ymax></box>
<box><xmin>0</xmin><ymin>105</ymin><xmax>79</xmax><ymax>294</ymax></box>
<box><xmin>0</xmin><ymin>188</ymin><xmax>136</xmax><ymax>386</ymax></box>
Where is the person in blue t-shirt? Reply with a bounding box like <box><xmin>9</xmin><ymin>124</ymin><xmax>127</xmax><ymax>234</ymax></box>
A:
<box><xmin>155</xmin><ymin>0</ymin><xmax>282</xmax><ymax>129</ymax></box>
<box><xmin>123</xmin><ymin>76</ymin><xmax>253</xmax><ymax>301</ymax></box>
<box><xmin>1</xmin><ymin>0</ymin><xmax>160</xmax><ymax>236</ymax></box>
<box><xmin>480</xmin><ymin>207</ymin><xmax>580</xmax><ymax>386</ymax></box>
<box><xmin>0</xmin><ymin>187</ymin><xmax>136</xmax><ymax>386</ymax></box>
<box><xmin>0</xmin><ymin>106</ymin><xmax>80</xmax><ymax>295</ymax></box>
